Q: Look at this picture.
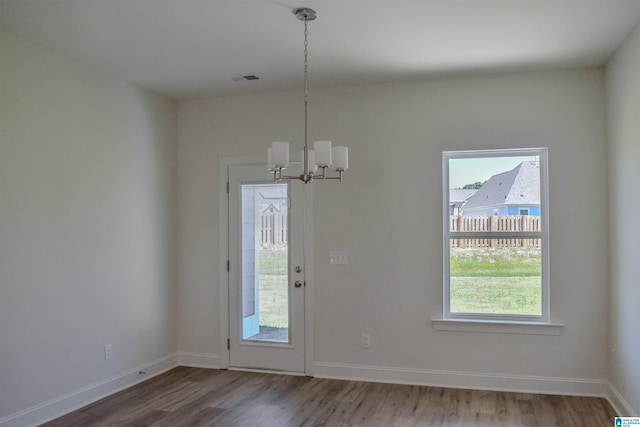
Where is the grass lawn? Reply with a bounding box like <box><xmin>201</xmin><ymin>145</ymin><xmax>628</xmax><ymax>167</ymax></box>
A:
<box><xmin>257</xmin><ymin>275</ymin><xmax>289</xmax><ymax>328</ymax></box>
<box><xmin>450</xmin><ymin>276</ymin><xmax>541</xmax><ymax>315</ymax></box>
<box><xmin>255</xmin><ymin>243</ymin><xmax>543</xmax><ymax>323</ymax></box>
<box><xmin>450</xmin><ymin>246</ymin><xmax>542</xmax><ymax>315</ymax></box>
<box><xmin>258</xmin><ymin>243</ymin><xmax>288</xmax><ymax>329</ymax></box>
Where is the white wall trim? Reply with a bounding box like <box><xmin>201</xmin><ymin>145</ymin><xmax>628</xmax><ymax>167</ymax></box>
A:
<box><xmin>4</xmin><ymin>358</ymin><xmax>632</xmax><ymax>426</ymax></box>
<box><xmin>178</xmin><ymin>352</ymin><xmax>221</xmax><ymax>369</ymax></box>
<box><xmin>303</xmin><ymin>182</ymin><xmax>315</xmax><ymax>377</ymax></box>
<box><xmin>606</xmin><ymin>381</ymin><xmax>638</xmax><ymax>416</ymax></box>
<box><xmin>218</xmin><ymin>155</ymin><xmax>314</xmax><ymax>375</ymax></box>
<box><xmin>314</xmin><ymin>361</ymin><xmax>610</xmax><ymax>398</ymax></box>
<box><xmin>218</xmin><ymin>155</ymin><xmax>266</xmax><ymax>370</ymax></box>
<box><xmin>0</xmin><ymin>353</ymin><xmax>178</xmax><ymax>427</ymax></box>
<box><xmin>431</xmin><ymin>318</ymin><xmax>563</xmax><ymax>335</ymax></box>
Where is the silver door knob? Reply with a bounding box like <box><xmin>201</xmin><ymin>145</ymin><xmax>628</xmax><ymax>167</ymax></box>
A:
<box><xmin>294</xmin><ymin>280</ymin><xmax>303</xmax><ymax>288</ymax></box>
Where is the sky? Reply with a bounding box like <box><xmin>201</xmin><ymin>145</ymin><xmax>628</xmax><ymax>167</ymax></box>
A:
<box><xmin>449</xmin><ymin>155</ymin><xmax>538</xmax><ymax>189</ymax></box>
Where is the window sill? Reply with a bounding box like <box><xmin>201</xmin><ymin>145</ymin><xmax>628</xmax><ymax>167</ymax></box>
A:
<box><xmin>431</xmin><ymin>318</ymin><xmax>563</xmax><ymax>335</ymax></box>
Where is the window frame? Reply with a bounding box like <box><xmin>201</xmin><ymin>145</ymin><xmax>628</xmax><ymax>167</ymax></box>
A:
<box><xmin>442</xmin><ymin>148</ymin><xmax>550</xmax><ymax>324</ymax></box>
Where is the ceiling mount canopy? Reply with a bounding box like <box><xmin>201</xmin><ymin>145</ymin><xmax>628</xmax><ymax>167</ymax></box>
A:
<box><xmin>268</xmin><ymin>7</ymin><xmax>348</xmax><ymax>184</ymax></box>
<box><xmin>294</xmin><ymin>8</ymin><xmax>316</xmax><ymax>21</ymax></box>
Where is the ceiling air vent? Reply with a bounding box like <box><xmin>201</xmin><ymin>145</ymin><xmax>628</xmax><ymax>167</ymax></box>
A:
<box><xmin>230</xmin><ymin>75</ymin><xmax>260</xmax><ymax>82</ymax></box>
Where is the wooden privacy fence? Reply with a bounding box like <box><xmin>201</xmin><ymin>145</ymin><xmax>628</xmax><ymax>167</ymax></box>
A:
<box><xmin>260</xmin><ymin>212</ymin><xmax>288</xmax><ymax>244</ymax></box>
<box><xmin>260</xmin><ymin>213</ymin><xmax>540</xmax><ymax>247</ymax></box>
<box><xmin>450</xmin><ymin>215</ymin><xmax>541</xmax><ymax>248</ymax></box>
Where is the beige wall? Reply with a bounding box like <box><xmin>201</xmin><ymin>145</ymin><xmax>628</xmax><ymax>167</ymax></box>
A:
<box><xmin>607</xmin><ymin>20</ymin><xmax>640</xmax><ymax>415</ymax></box>
<box><xmin>177</xmin><ymin>69</ymin><xmax>610</xmax><ymax>382</ymax></box>
<box><xmin>3</xmin><ymin>19</ymin><xmax>634</xmax><ymax>422</ymax></box>
<box><xmin>0</xmin><ymin>30</ymin><xmax>177</xmax><ymax>419</ymax></box>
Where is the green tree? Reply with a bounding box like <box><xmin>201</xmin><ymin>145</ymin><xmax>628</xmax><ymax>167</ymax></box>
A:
<box><xmin>461</xmin><ymin>181</ymin><xmax>485</xmax><ymax>190</ymax></box>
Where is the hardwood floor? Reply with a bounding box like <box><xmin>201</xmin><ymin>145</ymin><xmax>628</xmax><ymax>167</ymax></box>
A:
<box><xmin>42</xmin><ymin>367</ymin><xmax>617</xmax><ymax>426</ymax></box>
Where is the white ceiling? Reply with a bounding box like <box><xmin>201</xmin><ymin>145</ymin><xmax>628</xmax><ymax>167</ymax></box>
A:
<box><xmin>2</xmin><ymin>0</ymin><xmax>640</xmax><ymax>100</ymax></box>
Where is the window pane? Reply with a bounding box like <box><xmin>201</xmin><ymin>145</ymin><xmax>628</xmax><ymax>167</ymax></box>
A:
<box><xmin>449</xmin><ymin>156</ymin><xmax>540</xmax><ymax>222</ymax></box>
<box><xmin>449</xmin><ymin>241</ymin><xmax>542</xmax><ymax>316</ymax></box>
<box><xmin>445</xmin><ymin>148</ymin><xmax>548</xmax><ymax>321</ymax></box>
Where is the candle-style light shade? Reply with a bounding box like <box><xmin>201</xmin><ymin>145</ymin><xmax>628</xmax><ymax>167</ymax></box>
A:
<box><xmin>332</xmin><ymin>146</ymin><xmax>348</xmax><ymax>171</ymax></box>
<box><xmin>267</xmin><ymin>148</ymin><xmax>275</xmax><ymax>171</ymax></box>
<box><xmin>314</xmin><ymin>140</ymin><xmax>332</xmax><ymax>166</ymax></box>
<box><xmin>303</xmin><ymin>149</ymin><xmax>318</xmax><ymax>173</ymax></box>
<box><xmin>271</xmin><ymin>141</ymin><xmax>290</xmax><ymax>168</ymax></box>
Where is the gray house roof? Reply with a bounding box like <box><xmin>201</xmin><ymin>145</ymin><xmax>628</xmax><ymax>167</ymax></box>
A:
<box><xmin>449</xmin><ymin>189</ymin><xmax>477</xmax><ymax>205</ymax></box>
<box><xmin>462</xmin><ymin>161</ymin><xmax>540</xmax><ymax>211</ymax></box>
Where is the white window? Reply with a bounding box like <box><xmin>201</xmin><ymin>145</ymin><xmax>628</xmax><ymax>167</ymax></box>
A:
<box><xmin>442</xmin><ymin>148</ymin><xmax>549</xmax><ymax>323</ymax></box>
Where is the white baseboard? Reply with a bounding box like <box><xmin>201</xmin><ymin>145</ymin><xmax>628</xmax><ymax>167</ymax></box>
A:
<box><xmin>314</xmin><ymin>361</ymin><xmax>610</xmax><ymax>397</ymax></box>
<box><xmin>4</xmin><ymin>355</ymin><xmax>633</xmax><ymax>427</ymax></box>
<box><xmin>0</xmin><ymin>353</ymin><xmax>178</xmax><ymax>427</ymax></box>
<box><xmin>177</xmin><ymin>352</ymin><xmax>221</xmax><ymax>369</ymax></box>
<box><xmin>605</xmin><ymin>382</ymin><xmax>638</xmax><ymax>416</ymax></box>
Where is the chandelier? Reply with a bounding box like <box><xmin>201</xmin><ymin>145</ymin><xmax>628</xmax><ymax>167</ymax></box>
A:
<box><xmin>268</xmin><ymin>8</ymin><xmax>348</xmax><ymax>184</ymax></box>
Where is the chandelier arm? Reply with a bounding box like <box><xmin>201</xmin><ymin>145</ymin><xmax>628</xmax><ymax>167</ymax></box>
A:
<box><xmin>318</xmin><ymin>170</ymin><xmax>344</xmax><ymax>181</ymax></box>
<box><xmin>273</xmin><ymin>167</ymin><xmax>342</xmax><ymax>183</ymax></box>
<box><xmin>273</xmin><ymin>169</ymin><xmax>315</xmax><ymax>183</ymax></box>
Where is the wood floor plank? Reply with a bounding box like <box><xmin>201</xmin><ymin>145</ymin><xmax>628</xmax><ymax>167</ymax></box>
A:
<box><xmin>41</xmin><ymin>367</ymin><xmax>618</xmax><ymax>427</ymax></box>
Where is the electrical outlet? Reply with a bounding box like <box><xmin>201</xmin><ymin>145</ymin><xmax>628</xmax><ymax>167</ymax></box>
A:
<box><xmin>361</xmin><ymin>333</ymin><xmax>370</xmax><ymax>348</ymax></box>
<box><xmin>105</xmin><ymin>344</ymin><xmax>112</xmax><ymax>360</ymax></box>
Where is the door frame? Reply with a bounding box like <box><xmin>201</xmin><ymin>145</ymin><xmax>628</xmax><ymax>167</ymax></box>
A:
<box><xmin>218</xmin><ymin>155</ymin><xmax>314</xmax><ymax>375</ymax></box>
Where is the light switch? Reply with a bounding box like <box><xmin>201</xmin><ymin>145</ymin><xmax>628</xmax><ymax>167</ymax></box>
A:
<box><xmin>330</xmin><ymin>250</ymin><xmax>348</xmax><ymax>265</ymax></box>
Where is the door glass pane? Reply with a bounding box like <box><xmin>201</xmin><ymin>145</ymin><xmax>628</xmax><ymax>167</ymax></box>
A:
<box><xmin>241</xmin><ymin>183</ymin><xmax>289</xmax><ymax>342</ymax></box>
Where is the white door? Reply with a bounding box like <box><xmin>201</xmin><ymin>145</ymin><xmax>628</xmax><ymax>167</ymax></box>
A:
<box><xmin>228</xmin><ymin>164</ymin><xmax>306</xmax><ymax>372</ymax></box>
